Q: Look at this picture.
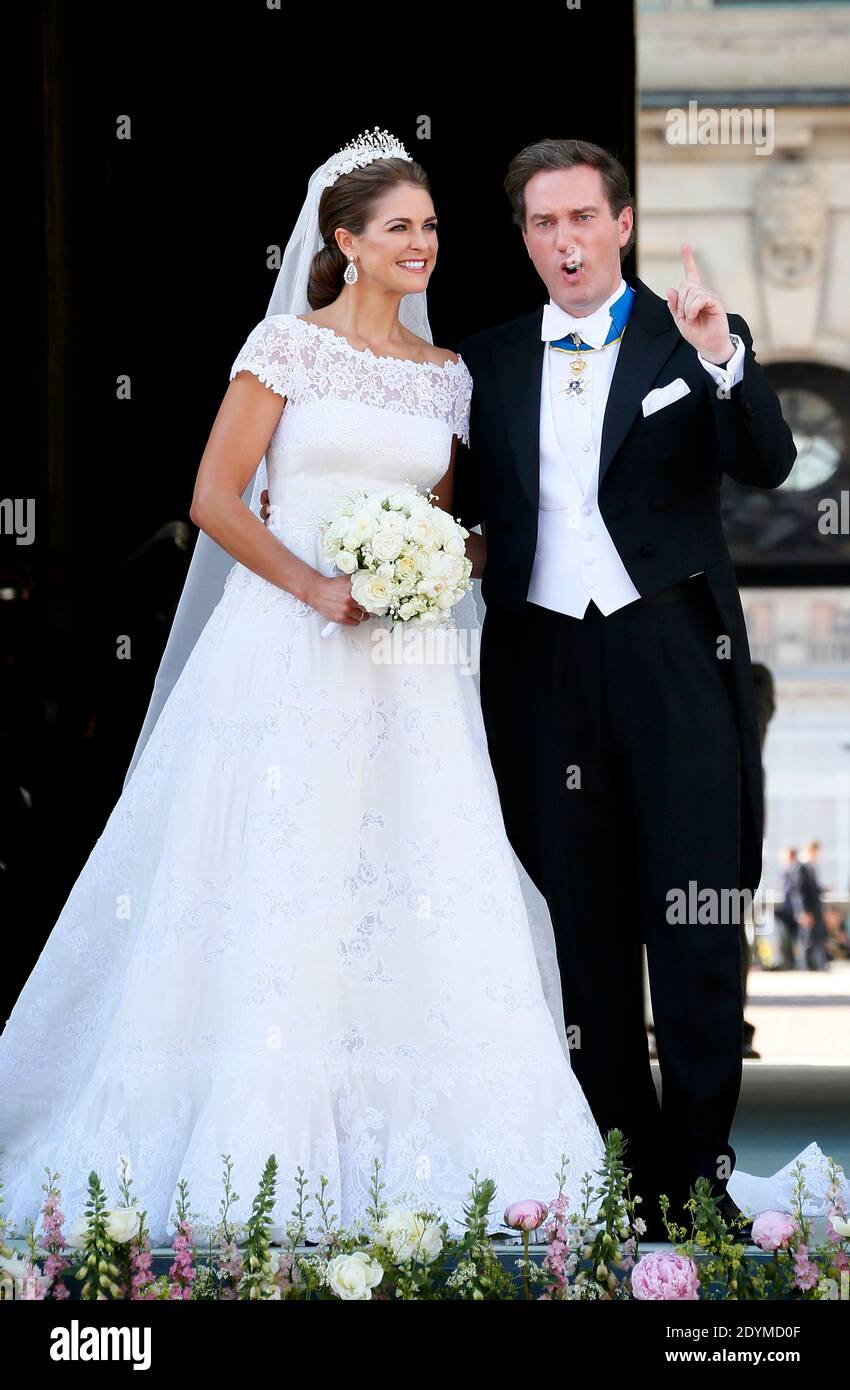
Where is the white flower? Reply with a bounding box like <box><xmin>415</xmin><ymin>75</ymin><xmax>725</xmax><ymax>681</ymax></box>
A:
<box><xmin>444</xmin><ymin>534</ymin><xmax>466</xmax><ymax>558</ymax></box>
<box><xmin>65</xmin><ymin>1214</ymin><xmax>92</xmax><ymax>1249</ymax></box>
<box><xmin>374</xmin><ymin>1207</ymin><xmax>444</xmax><ymax>1264</ymax></box>
<box><xmin>371</xmin><ymin>529</ymin><xmax>405</xmax><ymax>562</ymax></box>
<box><xmin>0</xmin><ymin>1251</ymin><xmax>28</xmax><ymax>1280</ymax></box>
<box><xmin>829</xmin><ymin>1212</ymin><xmax>850</xmax><ymax>1239</ymax></box>
<box><xmin>351</xmin><ymin>570</ymin><xmax>395</xmax><ymax>615</ymax></box>
<box><xmin>430</xmin><ymin>507</ymin><xmax>458</xmax><ymax>544</ymax></box>
<box><xmin>406</xmin><ymin>490</ymin><xmax>431</xmax><ymax>516</ymax></box>
<box><xmin>395</xmin><ymin>551</ymin><xmax>420</xmax><ymax>579</ymax></box>
<box><xmin>106</xmin><ymin>1207</ymin><xmax>144</xmax><ymax>1244</ymax></box>
<box><xmin>334</xmin><ymin>549</ymin><xmax>358</xmax><ymax>574</ymax></box>
<box><xmin>327</xmin><ymin>515</ymin><xmax>352</xmax><ymax>541</ymax></box>
<box><xmin>430</xmin><ymin>551</ymin><xmax>465</xmax><ymax>584</ymax></box>
<box><xmin>417</xmin><ymin>575</ymin><xmax>447</xmax><ymax>599</ymax></box>
<box><xmin>326</xmin><ymin>1250</ymin><xmax>383</xmax><ymax>1300</ymax></box>
<box><xmin>406</xmin><ymin>514</ymin><xmax>437</xmax><ymax>549</ymax></box>
<box><xmin>64</xmin><ymin>1206</ymin><xmax>140</xmax><ymax>1248</ymax></box>
<box><xmin>347</xmin><ymin>511</ymin><xmax>376</xmax><ymax>546</ymax></box>
<box><xmin>412</xmin><ymin>1217</ymin><xmax>443</xmax><ymax>1264</ymax></box>
<box><xmin>379</xmin><ymin>508</ymin><xmax>406</xmax><ymax>533</ymax></box>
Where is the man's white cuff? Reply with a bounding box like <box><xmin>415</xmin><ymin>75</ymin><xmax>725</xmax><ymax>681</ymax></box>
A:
<box><xmin>699</xmin><ymin>333</ymin><xmax>744</xmax><ymax>394</ymax></box>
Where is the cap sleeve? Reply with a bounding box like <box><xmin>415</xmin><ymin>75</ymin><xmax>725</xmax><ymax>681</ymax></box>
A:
<box><xmin>229</xmin><ymin>314</ymin><xmax>298</xmax><ymax>400</ymax></box>
<box><xmin>451</xmin><ymin>359</ymin><xmax>472</xmax><ymax>445</ymax></box>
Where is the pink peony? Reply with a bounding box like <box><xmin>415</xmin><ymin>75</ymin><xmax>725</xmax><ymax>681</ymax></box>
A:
<box><xmin>504</xmin><ymin>1199</ymin><xmax>549</xmax><ymax>1232</ymax></box>
<box><xmin>751</xmin><ymin>1210</ymin><xmax>798</xmax><ymax>1252</ymax></box>
<box><xmin>631</xmin><ymin>1250</ymin><xmax>700</xmax><ymax>1301</ymax></box>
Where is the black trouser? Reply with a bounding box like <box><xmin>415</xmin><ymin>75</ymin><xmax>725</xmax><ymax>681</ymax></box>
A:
<box><xmin>480</xmin><ymin>577</ymin><xmax>744</xmax><ymax>1220</ymax></box>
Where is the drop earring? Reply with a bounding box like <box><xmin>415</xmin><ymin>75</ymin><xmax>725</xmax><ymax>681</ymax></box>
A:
<box><xmin>343</xmin><ymin>255</ymin><xmax>358</xmax><ymax>285</ymax></box>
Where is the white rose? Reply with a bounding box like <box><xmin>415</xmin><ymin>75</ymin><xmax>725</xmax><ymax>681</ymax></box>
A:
<box><xmin>417</xmin><ymin>575</ymin><xmax>446</xmax><ymax>599</ymax></box>
<box><xmin>445</xmin><ymin>534</ymin><xmax>466</xmax><ymax>557</ymax></box>
<box><xmin>351</xmin><ymin>570</ymin><xmax>394</xmax><ymax>614</ymax></box>
<box><xmin>406</xmin><ymin>515</ymin><xmax>436</xmax><ymax>549</ymax></box>
<box><xmin>430</xmin><ymin>508</ymin><xmax>457</xmax><ymax>544</ymax></box>
<box><xmin>371</xmin><ymin>529</ymin><xmax>405</xmax><ymax>562</ymax></box>
<box><xmin>378</xmin><ymin>509</ymin><xmax>406</xmax><ymax>534</ymax></box>
<box><xmin>436</xmin><ymin>588</ymin><xmax>456</xmax><ymax>610</ymax></box>
<box><xmin>431</xmin><ymin>552</ymin><xmax>464</xmax><ymax>584</ymax></box>
<box><xmin>413</xmin><ymin>609</ymin><xmax>442</xmax><ymax>628</ymax></box>
<box><xmin>374</xmin><ymin>1208</ymin><xmax>444</xmax><ymax>1264</ymax></box>
<box><xmin>334</xmin><ymin>549</ymin><xmax>357</xmax><ymax>574</ymax></box>
<box><xmin>412</xmin><ymin>1217</ymin><xmax>443</xmax><ymax>1264</ymax></box>
<box><xmin>106</xmin><ymin>1207</ymin><xmax>143</xmax><ymax>1244</ymax></box>
<box><xmin>406</xmin><ymin>490</ymin><xmax>430</xmax><ymax>515</ymax></box>
<box><xmin>0</xmin><ymin>1251</ymin><xmax>28</xmax><ymax>1280</ymax></box>
<box><xmin>326</xmin><ymin>1250</ymin><xmax>383</xmax><ymax>1300</ymax></box>
<box><xmin>65</xmin><ymin>1214</ymin><xmax>92</xmax><ymax>1249</ymax></box>
<box><xmin>347</xmin><ymin>511</ymin><xmax>376</xmax><ymax>546</ymax></box>
<box><xmin>395</xmin><ymin>551</ymin><xmax>420</xmax><ymax>579</ymax></box>
<box><xmin>375</xmin><ymin>1208</ymin><xmax>419</xmax><ymax>1262</ymax></box>
<box><xmin>328</xmin><ymin>515</ymin><xmax>352</xmax><ymax>540</ymax></box>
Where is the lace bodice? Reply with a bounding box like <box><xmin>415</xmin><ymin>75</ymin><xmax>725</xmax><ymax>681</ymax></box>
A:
<box><xmin>228</xmin><ymin>314</ymin><xmax>472</xmax><ymax>534</ymax></box>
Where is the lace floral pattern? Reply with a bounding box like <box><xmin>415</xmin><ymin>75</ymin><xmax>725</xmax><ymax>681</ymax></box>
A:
<box><xmin>229</xmin><ymin>313</ymin><xmax>472</xmax><ymax>445</ymax></box>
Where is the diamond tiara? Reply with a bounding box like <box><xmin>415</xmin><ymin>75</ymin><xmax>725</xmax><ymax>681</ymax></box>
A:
<box><xmin>319</xmin><ymin>126</ymin><xmax>412</xmax><ymax>189</ymax></box>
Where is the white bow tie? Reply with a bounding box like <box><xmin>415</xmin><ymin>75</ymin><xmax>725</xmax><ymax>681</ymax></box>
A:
<box><xmin>541</xmin><ymin>299</ymin><xmax>613</xmax><ymax>349</ymax></box>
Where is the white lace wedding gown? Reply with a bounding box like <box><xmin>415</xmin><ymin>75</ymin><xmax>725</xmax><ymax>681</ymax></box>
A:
<box><xmin>0</xmin><ymin>314</ymin><xmax>844</xmax><ymax>1249</ymax></box>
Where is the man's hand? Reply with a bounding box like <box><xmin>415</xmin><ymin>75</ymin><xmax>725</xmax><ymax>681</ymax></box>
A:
<box><xmin>260</xmin><ymin>487</ymin><xmax>271</xmax><ymax>524</ymax></box>
<box><xmin>667</xmin><ymin>243</ymin><xmax>734</xmax><ymax>365</ymax></box>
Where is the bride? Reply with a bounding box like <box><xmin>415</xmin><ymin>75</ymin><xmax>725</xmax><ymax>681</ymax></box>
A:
<box><xmin>0</xmin><ymin>129</ymin><xmax>843</xmax><ymax>1249</ymax></box>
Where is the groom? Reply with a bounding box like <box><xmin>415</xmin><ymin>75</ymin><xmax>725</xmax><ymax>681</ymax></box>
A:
<box><xmin>453</xmin><ymin>139</ymin><xmax>796</xmax><ymax>1240</ymax></box>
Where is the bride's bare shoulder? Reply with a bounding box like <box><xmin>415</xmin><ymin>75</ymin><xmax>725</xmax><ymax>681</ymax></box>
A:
<box><xmin>400</xmin><ymin>326</ymin><xmax>459</xmax><ymax>367</ymax></box>
<box><xmin>424</xmin><ymin>344</ymin><xmax>461</xmax><ymax>367</ymax></box>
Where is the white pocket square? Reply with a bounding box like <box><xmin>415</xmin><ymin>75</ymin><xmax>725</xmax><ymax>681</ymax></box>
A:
<box><xmin>641</xmin><ymin>378</ymin><xmax>691</xmax><ymax>417</ymax></box>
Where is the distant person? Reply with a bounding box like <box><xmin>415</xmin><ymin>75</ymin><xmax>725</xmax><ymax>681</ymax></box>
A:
<box><xmin>776</xmin><ymin>846</ymin><xmax>804</xmax><ymax>970</ymax></box>
<box><xmin>798</xmin><ymin>841</ymin><xmax>829</xmax><ymax>972</ymax></box>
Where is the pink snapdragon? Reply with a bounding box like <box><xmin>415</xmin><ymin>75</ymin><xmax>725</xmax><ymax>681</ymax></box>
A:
<box><xmin>167</xmin><ymin>1218</ymin><xmax>196</xmax><ymax>1299</ymax></box>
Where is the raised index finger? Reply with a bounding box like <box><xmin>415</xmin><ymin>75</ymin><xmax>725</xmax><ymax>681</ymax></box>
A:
<box><xmin>682</xmin><ymin>242</ymin><xmax>700</xmax><ymax>283</ymax></box>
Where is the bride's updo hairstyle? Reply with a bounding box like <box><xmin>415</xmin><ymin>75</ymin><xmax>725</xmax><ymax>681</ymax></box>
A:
<box><xmin>307</xmin><ymin>157</ymin><xmax>431</xmax><ymax>310</ymax></box>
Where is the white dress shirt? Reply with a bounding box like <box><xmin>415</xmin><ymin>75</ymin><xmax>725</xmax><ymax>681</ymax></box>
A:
<box><xmin>526</xmin><ymin>278</ymin><xmax>745</xmax><ymax>618</ymax></box>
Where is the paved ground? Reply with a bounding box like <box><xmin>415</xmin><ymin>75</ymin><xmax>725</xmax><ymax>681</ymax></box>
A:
<box><xmin>742</xmin><ymin>958</ymin><xmax>850</xmax><ymax>1064</ymax></box>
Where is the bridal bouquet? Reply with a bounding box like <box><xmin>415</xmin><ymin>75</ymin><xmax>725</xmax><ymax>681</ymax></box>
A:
<box><xmin>318</xmin><ymin>484</ymin><xmax>472</xmax><ymax>638</ymax></box>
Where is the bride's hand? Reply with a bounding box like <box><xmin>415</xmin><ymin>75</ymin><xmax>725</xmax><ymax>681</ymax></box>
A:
<box><xmin>307</xmin><ymin>573</ymin><xmax>370</xmax><ymax>627</ymax></box>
